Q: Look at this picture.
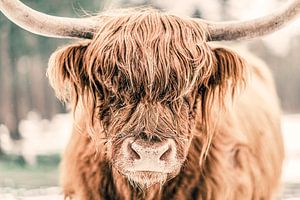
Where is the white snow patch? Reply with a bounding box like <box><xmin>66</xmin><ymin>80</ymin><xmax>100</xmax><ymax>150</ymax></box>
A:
<box><xmin>0</xmin><ymin>111</ymin><xmax>72</xmax><ymax>165</ymax></box>
<box><xmin>0</xmin><ymin>125</ymin><xmax>13</xmax><ymax>154</ymax></box>
<box><xmin>0</xmin><ymin>187</ymin><xmax>63</xmax><ymax>200</ymax></box>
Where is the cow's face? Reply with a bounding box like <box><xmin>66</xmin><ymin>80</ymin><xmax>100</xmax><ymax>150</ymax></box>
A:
<box><xmin>47</xmin><ymin>10</ymin><xmax>245</xmax><ymax>188</ymax></box>
<box><xmin>100</xmin><ymin>94</ymin><xmax>198</xmax><ymax>188</ymax></box>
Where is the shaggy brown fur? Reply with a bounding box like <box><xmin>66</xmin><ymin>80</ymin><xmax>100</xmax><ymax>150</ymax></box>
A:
<box><xmin>47</xmin><ymin>8</ymin><xmax>284</xmax><ymax>200</ymax></box>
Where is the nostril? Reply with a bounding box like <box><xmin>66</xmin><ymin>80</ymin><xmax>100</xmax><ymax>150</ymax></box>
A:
<box><xmin>151</xmin><ymin>135</ymin><xmax>161</xmax><ymax>143</ymax></box>
<box><xmin>128</xmin><ymin>143</ymin><xmax>141</xmax><ymax>160</ymax></box>
<box><xmin>159</xmin><ymin>146</ymin><xmax>171</xmax><ymax>161</ymax></box>
<box><xmin>139</xmin><ymin>132</ymin><xmax>148</xmax><ymax>141</ymax></box>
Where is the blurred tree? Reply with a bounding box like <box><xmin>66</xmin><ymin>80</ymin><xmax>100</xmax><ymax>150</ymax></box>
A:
<box><xmin>0</xmin><ymin>0</ymin><xmax>107</xmax><ymax>142</ymax></box>
<box><xmin>192</xmin><ymin>9</ymin><xmax>202</xmax><ymax>18</ymax></box>
<box><xmin>248</xmin><ymin>38</ymin><xmax>300</xmax><ymax>113</ymax></box>
<box><xmin>0</xmin><ymin>21</ymin><xmax>21</xmax><ymax>140</ymax></box>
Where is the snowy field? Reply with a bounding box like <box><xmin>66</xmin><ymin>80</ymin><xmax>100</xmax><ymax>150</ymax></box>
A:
<box><xmin>0</xmin><ymin>113</ymin><xmax>299</xmax><ymax>199</ymax></box>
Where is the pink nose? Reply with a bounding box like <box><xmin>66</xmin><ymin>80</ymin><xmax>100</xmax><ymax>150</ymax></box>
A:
<box><xmin>121</xmin><ymin>135</ymin><xmax>178</xmax><ymax>172</ymax></box>
<box><xmin>128</xmin><ymin>138</ymin><xmax>175</xmax><ymax>162</ymax></box>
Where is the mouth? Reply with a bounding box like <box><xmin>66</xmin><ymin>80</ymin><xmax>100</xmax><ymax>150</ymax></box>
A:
<box><xmin>123</xmin><ymin>171</ymin><xmax>168</xmax><ymax>188</ymax></box>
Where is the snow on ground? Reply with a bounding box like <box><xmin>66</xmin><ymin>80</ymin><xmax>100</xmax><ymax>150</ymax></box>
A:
<box><xmin>0</xmin><ymin>187</ymin><xmax>62</xmax><ymax>200</ymax></box>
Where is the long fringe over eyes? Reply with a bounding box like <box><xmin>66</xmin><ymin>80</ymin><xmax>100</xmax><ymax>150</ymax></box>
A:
<box><xmin>47</xmin><ymin>8</ymin><xmax>246</xmax><ymax>142</ymax></box>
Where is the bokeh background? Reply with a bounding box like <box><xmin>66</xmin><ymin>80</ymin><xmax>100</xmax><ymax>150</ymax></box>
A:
<box><xmin>0</xmin><ymin>0</ymin><xmax>299</xmax><ymax>199</ymax></box>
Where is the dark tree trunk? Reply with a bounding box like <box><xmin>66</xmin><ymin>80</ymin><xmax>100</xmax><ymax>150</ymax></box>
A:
<box><xmin>0</xmin><ymin>22</ymin><xmax>21</xmax><ymax>140</ymax></box>
<box><xmin>9</xmin><ymin>25</ymin><xmax>22</xmax><ymax>140</ymax></box>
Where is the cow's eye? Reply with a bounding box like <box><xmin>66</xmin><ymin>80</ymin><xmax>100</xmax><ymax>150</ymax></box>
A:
<box><xmin>183</xmin><ymin>96</ymin><xmax>191</xmax><ymax>107</ymax></box>
<box><xmin>116</xmin><ymin>100</ymin><xmax>126</xmax><ymax>109</ymax></box>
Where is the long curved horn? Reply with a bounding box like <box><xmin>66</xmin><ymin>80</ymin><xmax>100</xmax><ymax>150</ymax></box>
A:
<box><xmin>201</xmin><ymin>0</ymin><xmax>300</xmax><ymax>41</ymax></box>
<box><xmin>0</xmin><ymin>0</ymin><xmax>99</xmax><ymax>39</ymax></box>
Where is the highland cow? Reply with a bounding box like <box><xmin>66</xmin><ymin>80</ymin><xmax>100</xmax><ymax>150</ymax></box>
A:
<box><xmin>1</xmin><ymin>0</ymin><xmax>300</xmax><ymax>199</ymax></box>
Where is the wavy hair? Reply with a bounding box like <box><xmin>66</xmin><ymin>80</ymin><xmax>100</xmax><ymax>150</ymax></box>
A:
<box><xmin>47</xmin><ymin>8</ymin><xmax>246</xmax><ymax>164</ymax></box>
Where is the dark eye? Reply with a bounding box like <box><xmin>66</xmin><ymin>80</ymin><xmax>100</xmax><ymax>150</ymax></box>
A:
<box><xmin>183</xmin><ymin>96</ymin><xmax>191</xmax><ymax>107</ymax></box>
<box><xmin>198</xmin><ymin>85</ymin><xmax>206</xmax><ymax>95</ymax></box>
<box><xmin>116</xmin><ymin>99</ymin><xmax>126</xmax><ymax>109</ymax></box>
<box><xmin>109</xmin><ymin>94</ymin><xmax>117</xmax><ymax>103</ymax></box>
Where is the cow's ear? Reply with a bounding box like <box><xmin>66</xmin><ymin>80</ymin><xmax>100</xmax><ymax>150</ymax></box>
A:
<box><xmin>47</xmin><ymin>42</ymin><xmax>90</xmax><ymax>102</ymax></box>
<box><xmin>194</xmin><ymin>47</ymin><xmax>246</xmax><ymax>140</ymax></box>
<box><xmin>197</xmin><ymin>47</ymin><xmax>246</xmax><ymax>122</ymax></box>
<box><xmin>209</xmin><ymin>47</ymin><xmax>246</xmax><ymax>95</ymax></box>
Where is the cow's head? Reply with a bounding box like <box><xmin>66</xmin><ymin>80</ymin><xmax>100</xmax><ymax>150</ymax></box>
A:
<box><xmin>1</xmin><ymin>0</ymin><xmax>300</xmax><ymax>188</ymax></box>
<box><xmin>47</xmin><ymin>10</ymin><xmax>247</xmax><ymax>187</ymax></box>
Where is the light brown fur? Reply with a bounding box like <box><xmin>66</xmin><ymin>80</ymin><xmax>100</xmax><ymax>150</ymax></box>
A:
<box><xmin>47</xmin><ymin>8</ymin><xmax>284</xmax><ymax>200</ymax></box>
